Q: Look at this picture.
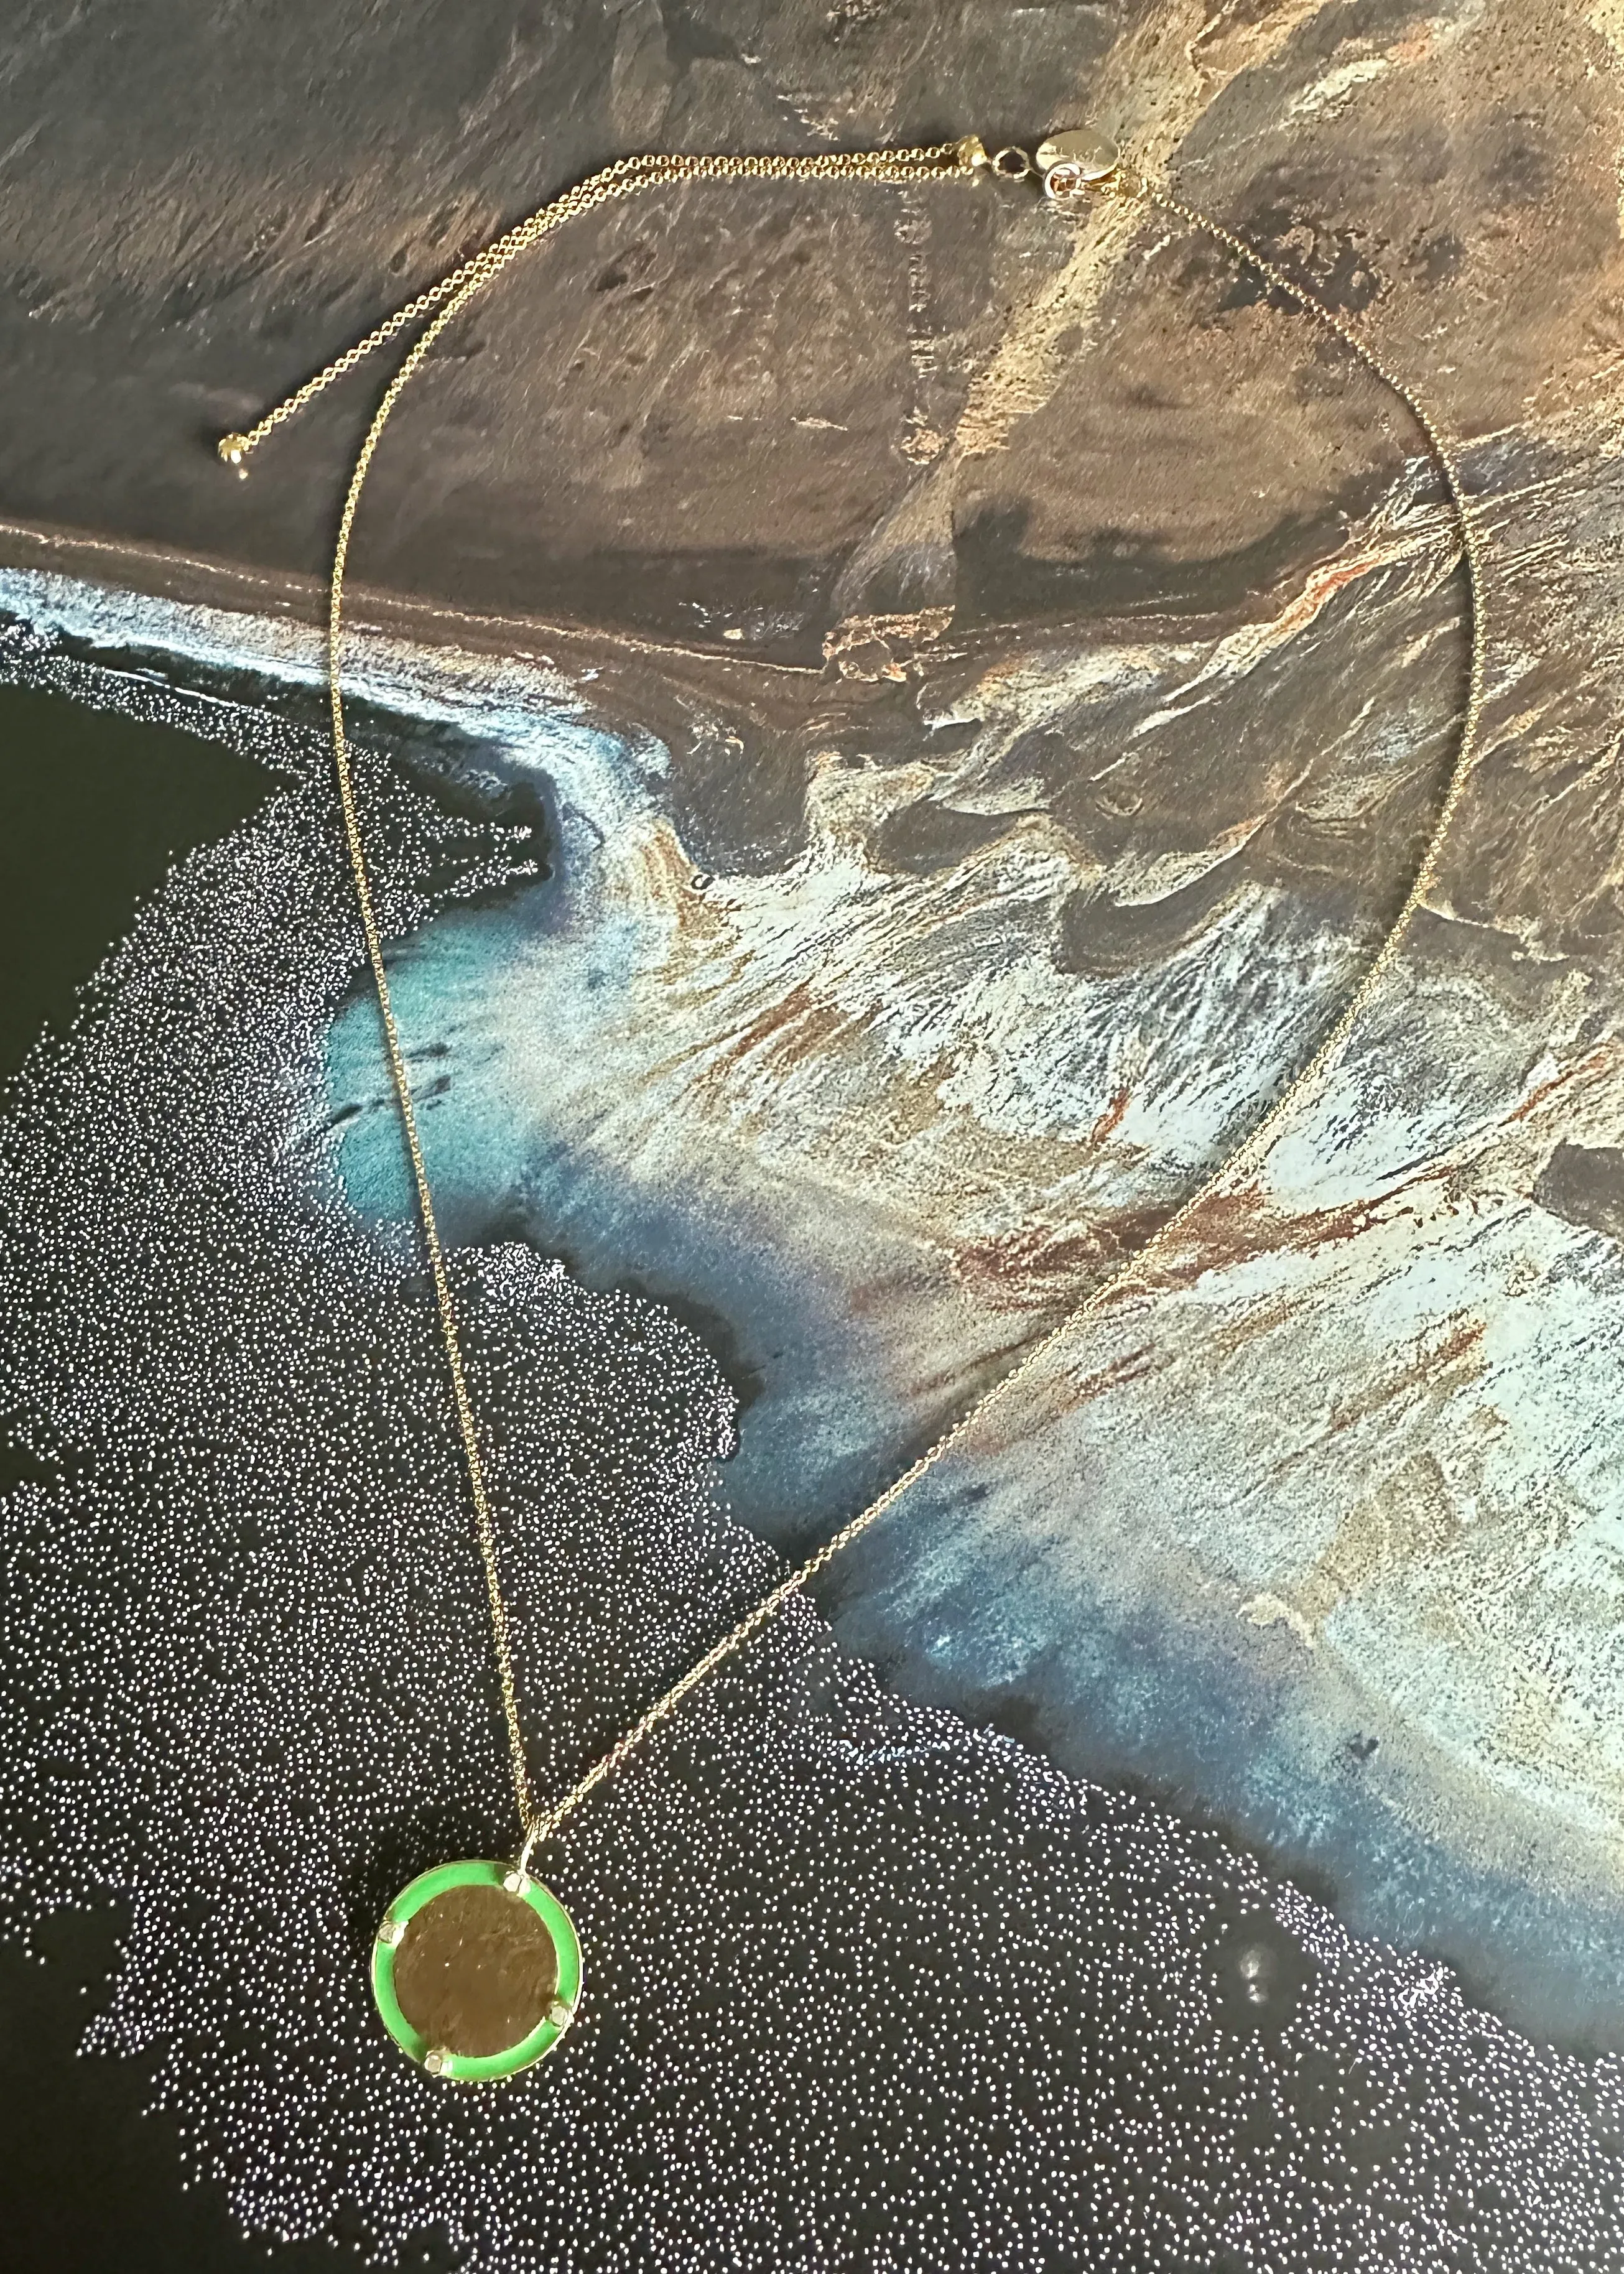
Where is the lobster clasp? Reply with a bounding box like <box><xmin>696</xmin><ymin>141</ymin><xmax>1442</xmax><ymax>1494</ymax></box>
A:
<box><xmin>1034</xmin><ymin>126</ymin><xmax>1120</xmax><ymax>200</ymax></box>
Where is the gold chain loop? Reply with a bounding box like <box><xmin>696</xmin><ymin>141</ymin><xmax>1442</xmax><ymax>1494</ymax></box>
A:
<box><xmin>223</xmin><ymin>137</ymin><xmax>1487</xmax><ymax>1860</ymax></box>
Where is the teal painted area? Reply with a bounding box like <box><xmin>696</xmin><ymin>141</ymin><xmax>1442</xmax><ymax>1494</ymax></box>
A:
<box><xmin>322</xmin><ymin>879</ymin><xmax>973</xmax><ymax>1546</ymax></box>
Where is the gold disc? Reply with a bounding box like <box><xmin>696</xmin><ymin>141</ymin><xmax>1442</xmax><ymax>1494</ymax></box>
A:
<box><xmin>393</xmin><ymin>1880</ymin><xmax>559</xmax><ymax>2058</ymax></box>
<box><xmin>371</xmin><ymin>1859</ymin><xmax>583</xmax><ymax>2082</ymax></box>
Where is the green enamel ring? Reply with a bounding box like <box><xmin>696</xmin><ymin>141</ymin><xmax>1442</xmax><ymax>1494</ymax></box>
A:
<box><xmin>371</xmin><ymin>1858</ymin><xmax>583</xmax><ymax>2083</ymax></box>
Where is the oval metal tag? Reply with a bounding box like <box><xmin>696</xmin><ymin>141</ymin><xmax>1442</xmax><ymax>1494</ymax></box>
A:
<box><xmin>1033</xmin><ymin>126</ymin><xmax>1120</xmax><ymax>182</ymax></box>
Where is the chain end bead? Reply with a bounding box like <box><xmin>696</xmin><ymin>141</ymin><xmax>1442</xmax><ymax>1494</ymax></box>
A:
<box><xmin>217</xmin><ymin>432</ymin><xmax>251</xmax><ymax>475</ymax></box>
<box><xmin>957</xmin><ymin>135</ymin><xmax>991</xmax><ymax>173</ymax></box>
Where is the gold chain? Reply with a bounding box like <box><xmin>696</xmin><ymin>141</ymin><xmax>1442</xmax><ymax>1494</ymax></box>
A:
<box><xmin>219</xmin><ymin>135</ymin><xmax>1487</xmax><ymax>1869</ymax></box>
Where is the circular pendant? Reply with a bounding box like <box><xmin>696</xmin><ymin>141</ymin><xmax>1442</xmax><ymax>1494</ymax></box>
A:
<box><xmin>371</xmin><ymin>1859</ymin><xmax>583</xmax><ymax>2083</ymax></box>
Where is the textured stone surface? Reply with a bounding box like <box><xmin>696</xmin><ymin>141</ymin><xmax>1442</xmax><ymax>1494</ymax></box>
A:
<box><xmin>6</xmin><ymin>0</ymin><xmax>1624</xmax><ymax>2045</ymax></box>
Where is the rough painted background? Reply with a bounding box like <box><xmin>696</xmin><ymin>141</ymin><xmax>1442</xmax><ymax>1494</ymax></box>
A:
<box><xmin>6</xmin><ymin>0</ymin><xmax>1624</xmax><ymax>2047</ymax></box>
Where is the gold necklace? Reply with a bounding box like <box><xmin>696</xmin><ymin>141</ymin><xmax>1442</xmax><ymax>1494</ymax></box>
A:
<box><xmin>220</xmin><ymin>126</ymin><xmax>1488</xmax><ymax>2084</ymax></box>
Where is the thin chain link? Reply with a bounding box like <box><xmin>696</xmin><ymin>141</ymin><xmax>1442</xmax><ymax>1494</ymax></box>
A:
<box><xmin>221</xmin><ymin>146</ymin><xmax>968</xmax><ymax>467</ymax></box>
<box><xmin>249</xmin><ymin>142</ymin><xmax>972</xmax><ymax>1836</ymax></box>
<box><xmin>226</xmin><ymin>139</ymin><xmax>1487</xmax><ymax>1865</ymax></box>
